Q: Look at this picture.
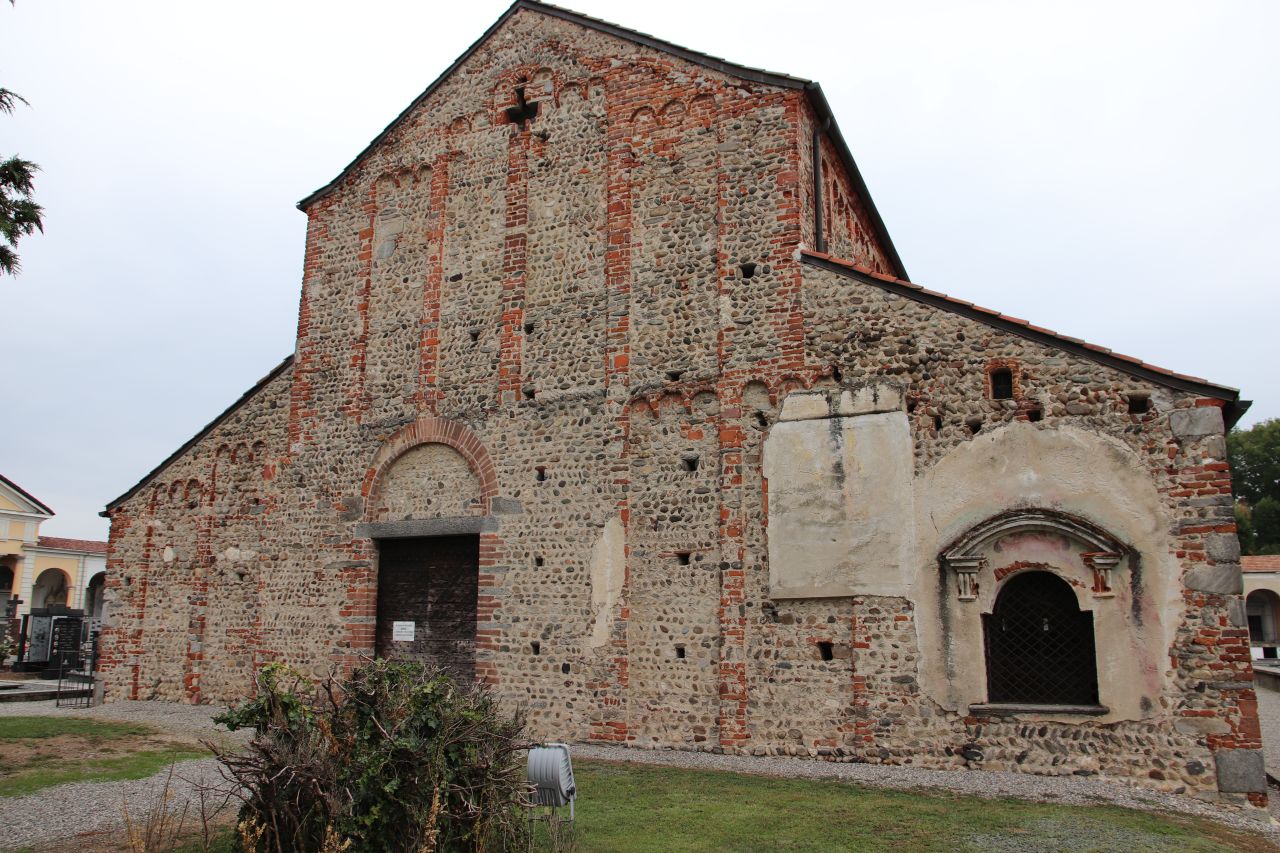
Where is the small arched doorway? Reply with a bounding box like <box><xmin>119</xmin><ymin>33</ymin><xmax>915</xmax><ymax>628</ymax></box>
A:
<box><xmin>31</xmin><ymin>568</ymin><xmax>69</xmax><ymax>609</ymax></box>
<box><xmin>984</xmin><ymin>571</ymin><xmax>1099</xmax><ymax>705</ymax></box>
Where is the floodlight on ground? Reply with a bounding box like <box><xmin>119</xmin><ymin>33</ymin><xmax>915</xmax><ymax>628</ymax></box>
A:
<box><xmin>527</xmin><ymin>742</ymin><xmax>576</xmax><ymax>827</ymax></box>
<box><xmin>528</xmin><ymin>743</ymin><xmax>576</xmax><ymax>813</ymax></box>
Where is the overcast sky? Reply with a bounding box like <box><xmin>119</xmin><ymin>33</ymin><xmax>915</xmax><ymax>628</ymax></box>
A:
<box><xmin>1</xmin><ymin>0</ymin><xmax>1276</xmax><ymax>541</ymax></box>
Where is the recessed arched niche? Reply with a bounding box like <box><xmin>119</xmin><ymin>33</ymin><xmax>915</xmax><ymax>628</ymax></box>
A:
<box><xmin>373</xmin><ymin>443</ymin><xmax>483</xmax><ymax>522</ymax></box>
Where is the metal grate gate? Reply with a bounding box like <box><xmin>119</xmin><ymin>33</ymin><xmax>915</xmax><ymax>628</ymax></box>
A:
<box><xmin>984</xmin><ymin>571</ymin><xmax>1098</xmax><ymax>705</ymax></box>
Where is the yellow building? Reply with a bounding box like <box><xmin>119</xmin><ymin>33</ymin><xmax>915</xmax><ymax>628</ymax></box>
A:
<box><xmin>0</xmin><ymin>474</ymin><xmax>108</xmax><ymax>625</ymax></box>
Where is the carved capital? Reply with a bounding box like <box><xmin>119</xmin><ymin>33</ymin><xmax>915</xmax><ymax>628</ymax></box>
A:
<box><xmin>944</xmin><ymin>555</ymin><xmax>986</xmax><ymax>601</ymax></box>
<box><xmin>1083</xmin><ymin>552</ymin><xmax>1121</xmax><ymax>596</ymax></box>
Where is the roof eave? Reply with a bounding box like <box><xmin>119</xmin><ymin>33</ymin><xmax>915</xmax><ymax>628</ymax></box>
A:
<box><xmin>800</xmin><ymin>251</ymin><xmax>1243</xmax><ymax>408</ymax></box>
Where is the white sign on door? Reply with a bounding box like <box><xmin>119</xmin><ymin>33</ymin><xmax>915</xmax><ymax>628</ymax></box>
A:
<box><xmin>392</xmin><ymin>621</ymin><xmax>415</xmax><ymax>642</ymax></box>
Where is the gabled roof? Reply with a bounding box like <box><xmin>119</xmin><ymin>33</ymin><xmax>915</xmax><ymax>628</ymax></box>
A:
<box><xmin>0</xmin><ymin>473</ymin><xmax>54</xmax><ymax>516</ymax></box>
<box><xmin>35</xmin><ymin>536</ymin><xmax>108</xmax><ymax>555</ymax></box>
<box><xmin>102</xmin><ymin>354</ymin><xmax>295</xmax><ymax>514</ymax></box>
<box><xmin>295</xmin><ymin>0</ymin><xmax>909</xmax><ymax>281</ymax></box>
<box><xmin>800</xmin><ymin>249</ymin><xmax>1250</xmax><ymax>428</ymax></box>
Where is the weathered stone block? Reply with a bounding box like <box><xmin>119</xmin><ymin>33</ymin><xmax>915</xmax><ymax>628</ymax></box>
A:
<box><xmin>1184</xmin><ymin>564</ymin><xmax>1243</xmax><ymax>595</ymax></box>
<box><xmin>490</xmin><ymin>497</ymin><xmax>523</xmax><ymax>515</ymax></box>
<box><xmin>778</xmin><ymin>392</ymin><xmax>829</xmax><ymax>422</ymax></box>
<box><xmin>835</xmin><ymin>383</ymin><xmax>903</xmax><ymax>417</ymax></box>
<box><xmin>1177</xmin><ymin>712</ymin><xmax>1228</xmax><ymax>732</ymax></box>
<box><xmin>1169</xmin><ymin>407</ymin><xmax>1224</xmax><ymax>439</ymax></box>
<box><xmin>1214</xmin><ymin>749</ymin><xmax>1265</xmax><ymax>793</ymax></box>
<box><xmin>1203</xmin><ymin>533</ymin><xmax>1240</xmax><ymax>563</ymax></box>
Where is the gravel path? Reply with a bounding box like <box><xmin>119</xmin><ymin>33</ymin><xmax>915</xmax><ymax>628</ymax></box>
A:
<box><xmin>1</xmin><ymin>699</ymin><xmax>1277</xmax><ymax>849</ymax></box>
<box><xmin>0</xmin><ymin>700</ymin><xmax>246</xmax><ymax>851</ymax></box>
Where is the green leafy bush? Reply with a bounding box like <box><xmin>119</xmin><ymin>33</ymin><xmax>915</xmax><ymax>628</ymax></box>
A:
<box><xmin>213</xmin><ymin>660</ymin><xmax>530</xmax><ymax>852</ymax></box>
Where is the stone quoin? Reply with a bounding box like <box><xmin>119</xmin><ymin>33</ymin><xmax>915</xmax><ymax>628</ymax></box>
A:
<box><xmin>98</xmin><ymin>0</ymin><xmax>1264</xmax><ymax>808</ymax></box>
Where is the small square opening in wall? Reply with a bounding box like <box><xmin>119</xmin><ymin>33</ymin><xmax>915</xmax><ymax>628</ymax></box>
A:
<box><xmin>1127</xmin><ymin>394</ymin><xmax>1151</xmax><ymax>414</ymax></box>
<box><xmin>990</xmin><ymin>368</ymin><xmax>1014</xmax><ymax>400</ymax></box>
<box><xmin>469</xmin><ymin>329</ymin><xmax>480</xmax><ymax>344</ymax></box>
<box><xmin>933</xmin><ymin>414</ymin><xmax>944</xmax><ymax>432</ymax></box>
<box><xmin>966</xmin><ymin>417</ymin><xmax>983</xmax><ymax>435</ymax></box>
<box><xmin>524</xmin><ymin>321</ymin><xmax>536</xmax><ymax>335</ymax></box>
<box><xmin>680</xmin><ymin>454</ymin><xmax>700</xmax><ymax>472</ymax></box>
<box><xmin>675</xmin><ymin>644</ymin><xmax>686</xmax><ymax>659</ymax></box>
<box><xmin>534</xmin><ymin>555</ymin><xmax>544</xmax><ymax>567</ymax></box>
<box><xmin>754</xmin><ymin>411</ymin><xmax>769</xmax><ymax>429</ymax></box>
<box><xmin>817</xmin><ymin>641</ymin><xmax>834</xmax><ymax>662</ymax></box>
<box><xmin>561</xmin><ymin>662</ymin><xmax>571</xmax><ymax>674</ymax></box>
<box><xmin>535</xmin><ymin>466</ymin><xmax>547</xmax><ymax>482</ymax></box>
<box><xmin>523</xmin><ymin>387</ymin><xmax>536</xmax><ymax>401</ymax></box>
<box><xmin>676</xmin><ymin>551</ymin><xmax>692</xmax><ymax>566</ymax></box>
<box><xmin>740</xmin><ymin>262</ymin><xmax>757</xmax><ymax>279</ymax></box>
<box><xmin>665</xmin><ymin>370</ymin><xmax>684</xmax><ymax>382</ymax></box>
<box><xmin>1027</xmin><ymin>407</ymin><xmax>1043</xmax><ymax>423</ymax></box>
<box><xmin>531</xmin><ymin>641</ymin><xmax>541</xmax><ymax>656</ymax></box>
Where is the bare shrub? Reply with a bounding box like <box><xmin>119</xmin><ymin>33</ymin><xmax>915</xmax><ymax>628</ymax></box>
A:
<box><xmin>211</xmin><ymin>660</ymin><xmax>530</xmax><ymax>852</ymax></box>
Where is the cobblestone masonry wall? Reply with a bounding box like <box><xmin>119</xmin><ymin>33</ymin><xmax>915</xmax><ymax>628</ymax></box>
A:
<box><xmin>99</xmin><ymin>4</ymin><xmax>1262</xmax><ymax>808</ymax></box>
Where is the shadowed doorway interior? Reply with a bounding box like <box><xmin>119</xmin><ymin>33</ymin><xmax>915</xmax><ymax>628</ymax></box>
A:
<box><xmin>375</xmin><ymin>535</ymin><xmax>479</xmax><ymax>683</ymax></box>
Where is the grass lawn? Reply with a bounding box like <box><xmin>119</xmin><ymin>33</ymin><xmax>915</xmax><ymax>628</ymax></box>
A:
<box><xmin>531</xmin><ymin>759</ymin><xmax>1274</xmax><ymax>853</ymax></box>
<box><xmin>19</xmin><ymin>752</ymin><xmax>1269</xmax><ymax>852</ymax></box>
<box><xmin>0</xmin><ymin>715</ymin><xmax>208</xmax><ymax>798</ymax></box>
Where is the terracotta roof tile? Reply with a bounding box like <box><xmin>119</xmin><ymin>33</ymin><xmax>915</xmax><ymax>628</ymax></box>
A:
<box><xmin>1243</xmin><ymin>555</ymin><xmax>1280</xmax><ymax>572</ymax></box>
<box><xmin>36</xmin><ymin>536</ymin><xmax>108</xmax><ymax>554</ymax></box>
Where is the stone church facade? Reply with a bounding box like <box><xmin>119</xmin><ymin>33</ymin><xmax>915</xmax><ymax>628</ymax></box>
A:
<box><xmin>100</xmin><ymin>1</ymin><xmax>1265</xmax><ymax>806</ymax></box>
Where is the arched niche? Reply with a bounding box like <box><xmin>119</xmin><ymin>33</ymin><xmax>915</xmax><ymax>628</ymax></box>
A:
<box><xmin>32</xmin><ymin>568</ymin><xmax>70</xmax><ymax>609</ymax></box>
<box><xmin>373</xmin><ymin>443</ymin><xmax>483</xmax><ymax>521</ymax></box>
<box><xmin>361</xmin><ymin>415</ymin><xmax>498</xmax><ymax>523</ymax></box>
<box><xmin>1246</xmin><ymin>589</ymin><xmax>1280</xmax><ymax>648</ymax></box>
<box><xmin>0</xmin><ymin>559</ymin><xmax>14</xmax><ymax>596</ymax></box>
<box><xmin>985</xmin><ymin>570</ymin><xmax>1099</xmax><ymax>707</ymax></box>
<box><xmin>85</xmin><ymin>571</ymin><xmax>107</xmax><ymax>620</ymax></box>
<box><xmin>913</xmin><ymin>422</ymin><xmax>1175</xmax><ymax>722</ymax></box>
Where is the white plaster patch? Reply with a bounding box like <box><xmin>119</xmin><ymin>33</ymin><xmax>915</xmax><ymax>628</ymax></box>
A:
<box><xmin>589</xmin><ymin>515</ymin><xmax>626</xmax><ymax>648</ymax></box>
<box><xmin>764</xmin><ymin>408</ymin><xmax>915</xmax><ymax>598</ymax></box>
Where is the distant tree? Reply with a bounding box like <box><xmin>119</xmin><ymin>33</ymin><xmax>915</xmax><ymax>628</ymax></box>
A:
<box><xmin>1227</xmin><ymin>418</ymin><xmax>1280</xmax><ymax>507</ymax></box>
<box><xmin>1230</xmin><ymin>418</ymin><xmax>1280</xmax><ymax>554</ymax></box>
<box><xmin>1</xmin><ymin>2</ymin><xmax>44</xmax><ymax>276</ymax></box>
<box><xmin>1253</xmin><ymin>497</ymin><xmax>1280</xmax><ymax>556</ymax></box>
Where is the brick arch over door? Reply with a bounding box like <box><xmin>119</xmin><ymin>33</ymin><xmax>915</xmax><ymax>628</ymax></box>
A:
<box><xmin>361</xmin><ymin>415</ymin><xmax>499</xmax><ymax>517</ymax></box>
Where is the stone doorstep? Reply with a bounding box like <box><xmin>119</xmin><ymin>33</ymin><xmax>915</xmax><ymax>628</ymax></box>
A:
<box><xmin>968</xmin><ymin>703</ymin><xmax>1110</xmax><ymax>716</ymax></box>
